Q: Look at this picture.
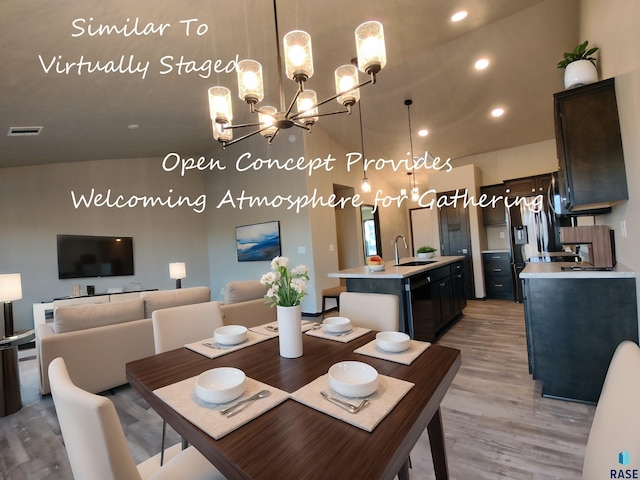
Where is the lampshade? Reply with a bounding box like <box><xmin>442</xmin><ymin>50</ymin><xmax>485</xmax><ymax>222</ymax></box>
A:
<box><xmin>169</xmin><ymin>263</ymin><xmax>186</xmax><ymax>280</ymax></box>
<box><xmin>284</xmin><ymin>30</ymin><xmax>314</xmax><ymax>82</ymax></box>
<box><xmin>0</xmin><ymin>274</ymin><xmax>22</xmax><ymax>302</ymax></box>
<box><xmin>296</xmin><ymin>90</ymin><xmax>319</xmax><ymax>126</ymax></box>
<box><xmin>236</xmin><ymin>59</ymin><xmax>264</xmax><ymax>105</ymax></box>
<box><xmin>259</xmin><ymin>106</ymin><xmax>278</xmax><ymax>139</ymax></box>
<box><xmin>334</xmin><ymin>65</ymin><xmax>360</xmax><ymax>107</ymax></box>
<box><xmin>355</xmin><ymin>21</ymin><xmax>387</xmax><ymax>75</ymax></box>
<box><xmin>208</xmin><ymin>86</ymin><xmax>233</xmax><ymax>124</ymax></box>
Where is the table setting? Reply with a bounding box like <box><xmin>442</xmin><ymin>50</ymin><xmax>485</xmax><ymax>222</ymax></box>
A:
<box><xmin>354</xmin><ymin>331</ymin><xmax>432</xmax><ymax>365</ymax></box>
<box><xmin>305</xmin><ymin>316</ymin><xmax>372</xmax><ymax>343</ymax></box>
<box><xmin>153</xmin><ymin>369</ymin><xmax>290</xmax><ymax>440</ymax></box>
<box><xmin>184</xmin><ymin>325</ymin><xmax>272</xmax><ymax>359</ymax></box>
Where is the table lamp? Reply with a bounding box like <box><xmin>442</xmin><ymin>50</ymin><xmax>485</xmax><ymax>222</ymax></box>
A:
<box><xmin>0</xmin><ymin>274</ymin><xmax>22</xmax><ymax>338</ymax></box>
<box><xmin>169</xmin><ymin>262</ymin><xmax>186</xmax><ymax>289</ymax></box>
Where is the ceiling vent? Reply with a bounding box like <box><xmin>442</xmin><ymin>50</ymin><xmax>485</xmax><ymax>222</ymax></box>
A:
<box><xmin>7</xmin><ymin>126</ymin><xmax>43</xmax><ymax>136</ymax></box>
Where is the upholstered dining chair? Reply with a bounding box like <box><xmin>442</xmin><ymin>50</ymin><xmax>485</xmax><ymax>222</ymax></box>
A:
<box><xmin>48</xmin><ymin>357</ymin><xmax>225</xmax><ymax>480</ymax></box>
<box><xmin>338</xmin><ymin>292</ymin><xmax>400</xmax><ymax>331</ymax></box>
<box><xmin>582</xmin><ymin>340</ymin><xmax>640</xmax><ymax>479</ymax></box>
<box><xmin>152</xmin><ymin>301</ymin><xmax>225</xmax><ymax>463</ymax></box>
<box><xmin>152</xmin><ymin>301</ymin><xmax>224</xmax><ymax>354</ymax></box>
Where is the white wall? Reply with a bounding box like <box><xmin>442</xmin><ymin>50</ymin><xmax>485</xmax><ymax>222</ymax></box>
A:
<box><xmin>581</xmin><ymin>0</ymin><xmax>640</xmax><ymax>314</ymax></box>
<box><xmin>0</xmin><ymin>157</ymin><xmax>211</xmax><ymax>331</ymax></box>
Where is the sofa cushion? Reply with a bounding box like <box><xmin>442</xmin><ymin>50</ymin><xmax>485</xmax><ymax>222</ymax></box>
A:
<box><xmin>141</xmin><ymin>286</ymin><xmax>211</xmax><ymax>318</ymax></box>
<box><xmin>54</xmin><ymin>298</ymin><xmax>145</xmax><ymax>334</ymax></box>
<box><xmin>224</xmin><ymin>280</ymin><xmax>268</xmax><ymax>304</ymax></box>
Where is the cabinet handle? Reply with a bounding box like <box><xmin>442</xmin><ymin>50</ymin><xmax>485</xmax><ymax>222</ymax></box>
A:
<box><xmin>492</xmin><ymin>268</ymin><xmax>502</xmax><ymax>272</ymax></box>
<box><xmin>491</xmin><ymin>255</ymin><xmax>501</xmax><ymax>259</ymax></box>
<box><xmin>495</xmin><ymin>284</ymin><xmax>503</xmax><ymax>287</ymax></box>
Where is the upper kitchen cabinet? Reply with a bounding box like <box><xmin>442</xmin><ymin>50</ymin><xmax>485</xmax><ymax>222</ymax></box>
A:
<box><xmin>481</xmin><ymin>184</ymin><xmax>507</xmax><ymax>225</ymax></box>
<box><xmin>554</xmin><ymin>78</ymin><xmax>628</xmax><ymax>212</ymax></box>
<box><xmin>505</xmin><ymin>174</ymin><xmax>551</xmax><ymax>198</ymax></box>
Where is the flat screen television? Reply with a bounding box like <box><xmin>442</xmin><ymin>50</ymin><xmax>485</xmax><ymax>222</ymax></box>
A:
<box><xmin>57</xmin><ymin>234</ymin><xmax>134</xmax><ymax>279</ymax></box>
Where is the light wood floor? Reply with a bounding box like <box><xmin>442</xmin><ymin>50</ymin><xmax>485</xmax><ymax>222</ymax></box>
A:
<box><xmin>0</xmin><ymin>299</ymin><xmax>594</xmax><ymax>479</ymax></box>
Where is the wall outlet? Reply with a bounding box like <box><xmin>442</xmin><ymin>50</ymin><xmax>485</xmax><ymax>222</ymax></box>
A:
<box><xmin>298</xmin><ymin>246</ymin><xmax>306</xmax><ymax>254</ymax></box>
<box><xmin>329</xmin><ymin>244</ymin><xmax>335</xmax><ymax>252</ymax></box>
<box><xmin>499</xmin><ymin>231</ymin><xmax>505</xmax><ymax>239</ymax></box>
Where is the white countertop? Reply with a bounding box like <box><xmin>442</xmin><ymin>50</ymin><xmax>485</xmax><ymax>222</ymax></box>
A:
<box><xmin>327</xmin><ymin>256</ymin><xmax>465</xmax><ymax>279</ymax></box>
<box><xmin>520</xmin><ymin>262</ymin><xmax>636</xmax><ymax>279</ymax></box>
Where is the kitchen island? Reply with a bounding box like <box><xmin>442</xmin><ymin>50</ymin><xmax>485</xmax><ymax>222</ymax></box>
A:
<box><xmin>521</xmin><ymin>262</ymin><xmax>638</xmax><ymax>403</ymax></box>
<box><xmin>329</xmin><ymin>256</ymin><xmax>465</xmax><ymax>341</ymax></box>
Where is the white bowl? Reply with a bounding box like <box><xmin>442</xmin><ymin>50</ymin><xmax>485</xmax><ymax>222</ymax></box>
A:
<box><xmin>328</xmin><ymin>361</ymin><xmax>378</xmax><ymax>398</ymax></box>
<box><xmin>214</xmin><ymin>325</ymin><xmax>248</xmax><ymax>345</ymax></box>
<box><xmin>195</xmin><ymin>367</ymin><xmax>246</xmax><ymax>404</ymax></box>
<box><xmin>323</xmin><ymin>317</ymin><xmax>352</xmax><ymax>333</ymax></box>
<box><xmin>376</xmin><ymin>331</ymin><xmax>411</xmax><ymax>352</ymax></box>
<box><xmin>368</xmin><ymin>264</ymin><xmax>385</xmax><ymax>272</ymax></box>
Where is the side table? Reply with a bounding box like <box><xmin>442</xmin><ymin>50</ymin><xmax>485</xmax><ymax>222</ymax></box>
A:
<box><xmin>0</xmin><ymin>330</ymin><xmax>35</xmax><ymax>417</ymax></box>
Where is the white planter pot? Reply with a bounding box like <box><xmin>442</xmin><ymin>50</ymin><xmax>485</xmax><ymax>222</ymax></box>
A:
<box><xmin>417</xmin><ymin>252</ymin><xmax>434</xmax><ymax>259</ymax></box>
<box><xmin>564</xmin><ymin>60</ymin><xmax>598</xmax><ymax>89</ymax></box>
<box><xmin>276</xmin><ymin>305</ymin><xmax>303</xmax><ymax>358</ymax></box>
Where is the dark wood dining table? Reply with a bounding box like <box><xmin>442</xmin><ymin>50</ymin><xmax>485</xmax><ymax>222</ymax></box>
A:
<box><xmin>126</xmin><ymin>330</ymin><xmax>461</xmax><ymax>480</ymax></box>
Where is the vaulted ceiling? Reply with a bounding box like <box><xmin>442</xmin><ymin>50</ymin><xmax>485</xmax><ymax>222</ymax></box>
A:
<box><xmin>1</xmin><ymin>0</ymin><xmax>579</xmax><ymax>190</ymax></box>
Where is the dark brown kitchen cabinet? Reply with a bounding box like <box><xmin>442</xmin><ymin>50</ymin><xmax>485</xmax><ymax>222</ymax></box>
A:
<box><xmin>554</xmin><ymin>77</ymin><xmax>628</xmax><ymax>211</ymax></box>
<box><xmin>483</xmin><ymin>251</ymin><xmax>513</xmax><ymax>300</ymax></box>
<box><xmin>505</xmin><ymin>174</ymin><xmax>551</xmax><ymax>198</ymax></box>
<box><xmin>481</xmin><ymin>184</ymin><xmax>507</xmax><ymax>225</ymax></box>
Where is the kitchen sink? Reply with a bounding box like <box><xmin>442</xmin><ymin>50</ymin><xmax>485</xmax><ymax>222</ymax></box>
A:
<box><xmin>397</xmin><ymin>260</ymin><xmax>437</xmax><ymax>266</ymax></box>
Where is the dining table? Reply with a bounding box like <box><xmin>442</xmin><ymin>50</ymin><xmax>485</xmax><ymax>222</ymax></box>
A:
<box><xmin>126</xmin><ymin>325</ymin><xmax>461</xmax><ymax>480</ymax></box>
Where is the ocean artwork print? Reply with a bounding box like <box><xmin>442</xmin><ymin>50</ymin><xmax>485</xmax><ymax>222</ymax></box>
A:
<box><xmin>236</xmin><ymin>221</ymin><xmax>282</xmax><ymax>262</ymax></box>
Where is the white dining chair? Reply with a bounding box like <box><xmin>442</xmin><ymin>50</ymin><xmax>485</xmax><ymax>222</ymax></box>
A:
<box><xmin>152</xmin><ymin>300</ymin><xmax>225</xmax><ymax>462</ymax></box>
<box><xmin>152</xmin><ymin>301</ymin><xmax>224</xmax><ymax>354</ymax></box>
<box><xmin>48</xmin><ymin>357</ymin><xmax>226</xmax><ymax>480</ymax></box>
<box><xmin>582</xmin><ymin>340</ymin><xmax>640</xmax><ymax>479</ymax></box>
<box><xmin>338</xmin><ymin>292</ymin><xmax>400</xmax><ymax>331</ymax></box>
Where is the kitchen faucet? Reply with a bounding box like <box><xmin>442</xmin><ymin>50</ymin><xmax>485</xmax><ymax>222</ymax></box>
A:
<box><xmin>394</xmin><ymin>235</ymin><xmax>408</xmax><ymax>265</ymax></box>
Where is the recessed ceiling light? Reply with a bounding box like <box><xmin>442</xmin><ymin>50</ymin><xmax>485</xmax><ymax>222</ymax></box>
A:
<box><xmin>475</xmin><ymin>58</ymin><xmax>490</xmax><ymax>70</ymax></box>
<box><xmin>418</xmin><ymin>129</ymin><xmax>429</xmax><ymax>137</ymax></box>
<box><xmin>451</xmin><ymin>11</ymin><xmax>468</xmax><ymax>22</ymax></box>
<box><xmin>491</xmin><ymin>108</ymin><xmax>505</xmax><ymax>118</ymax></box>
<box><xmin>128</xmin><ymin>124</ymin><xmax>140</xmax><ymax>130</ymax></box>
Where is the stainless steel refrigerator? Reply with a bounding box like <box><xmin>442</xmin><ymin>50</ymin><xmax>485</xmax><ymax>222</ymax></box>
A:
<box><xmin>508</xmin><ymin>197</ymin><xmax>570</xmax><ymax>302</ymax></box>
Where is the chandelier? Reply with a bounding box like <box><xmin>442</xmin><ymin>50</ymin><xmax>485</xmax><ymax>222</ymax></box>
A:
<box><xmin>208</xmin><ymin>0</ymin><xmax>387</xmax><ymax>148</ymax></box>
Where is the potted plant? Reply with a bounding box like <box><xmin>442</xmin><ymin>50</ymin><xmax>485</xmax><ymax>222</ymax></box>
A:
<box><xmin>417</xmin><ymin>245</ymin><xmax>437</xmax><ymax>259</ymax></box>
<box><xmin>557</xmin><ymin>40</ymin><xmax>599</xmax><ymax>89</ymax></box>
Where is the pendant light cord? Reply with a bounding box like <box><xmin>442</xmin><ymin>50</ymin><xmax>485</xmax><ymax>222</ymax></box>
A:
<box><xmin>359</xmin><ymin>102</ymin><xmax>368</xmax><ymax>180</ymax></box>
<box><xmin>405</xmin><ymin>99</ymin><xmax>416</xmax><ymax>190</ymax></box>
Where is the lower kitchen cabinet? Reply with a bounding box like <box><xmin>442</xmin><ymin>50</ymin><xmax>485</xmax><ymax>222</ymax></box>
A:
<box><xmin>523</xmin><ymin>275</ymin><xmax>638</xmax><ymax>403</ymax></box>
<box><xmin>483</xmin><ymin>251</ymin><xmax>514</xmax><ymax>300</ymax></box>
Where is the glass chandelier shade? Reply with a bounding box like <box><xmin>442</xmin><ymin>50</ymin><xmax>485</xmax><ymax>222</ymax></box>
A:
<box><xmin>361</xmin><ymin>177</ymin><xmax>371</xmax><ymax>193</ymax></box>
<box><xmin>208</xmin><ymin>86</ymin><xmax>233</xmax><ymax>124</ymax></box>
<box><xmin>259</xmin><ymin>106</ymin><xmax>278</xmax><ymax>139</ymax></box>
<box><xmin>296</xmin><ymin>90</ymin><xmax>319</xmax><ymax>126</ymax></box>
<box><xmin>355</xmin><ymin>21</ymin><xmax>387</xmax><ymax>75</ymax></box>
<box><xmin>236</xmin><ymin>60</ymin><xmax>265</xmax><ymax>104</ymax></box>
<box><xmin>284</xmin><ymin>30</ymin><xmax>314</xmax><ymax>82</ymax></box>
<box><xmin>212</xmin><ymin>120</ymin><xmax>233</xmax><ymax>142</ymax></box>
<box><xmin>335</xmin><ymin>65</ymin><xmax>360</xmax><ymax>107</ymax></box>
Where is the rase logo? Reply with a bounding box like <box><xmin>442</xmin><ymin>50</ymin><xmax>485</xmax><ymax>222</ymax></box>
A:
<box><xmin>610</xmin><ymin>451</ymin><xmax>639</xmax><ymax>479</ymax></box>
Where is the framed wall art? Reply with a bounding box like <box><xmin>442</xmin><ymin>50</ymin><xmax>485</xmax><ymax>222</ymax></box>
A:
<box><xmin>235</xmin><ymin>220</ymin><xmax>281</xmax><ymax>262</ymax></box>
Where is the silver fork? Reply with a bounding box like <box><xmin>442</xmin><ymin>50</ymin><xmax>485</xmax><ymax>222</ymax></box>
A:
<box><xmin>320</xmin><ymin>391</ymin><xmax>369</xmax><ymax>414</ymax></box>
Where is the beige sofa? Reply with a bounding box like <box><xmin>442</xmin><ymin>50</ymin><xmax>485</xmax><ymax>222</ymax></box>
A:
<box><xmin>36</xmin><ymin>286</ymin><xmax>211</xmax><ymax>395</ymax></box>
<box><xmin>219</xmin><ymin>280</ymin><xmax>276</xmax><ymax>328</ymax></box>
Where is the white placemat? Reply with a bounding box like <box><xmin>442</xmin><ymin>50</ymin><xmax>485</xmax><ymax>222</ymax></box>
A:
<box><xmin>353</xmin><ymin>339</ymin><xmax>431</xmax><ymax>365</ymax></box>
<box><xmin>250</xmin><ymin>320</ymin><xmax>319</xmax><ymax>337</ymax></box>
<box><xmin>305</xmin><ymin>326</ymin><xmax>372</xmax><ymax>343</ymax></box>
<box><xmin>153</xmin><ymin>376</ymin><xmax>290</xmax><ymax>440</ymax></box>
<box><xmin>185</xmin><ymin>330</ymin><xmax>271</xmax><ymax>359</ymax></box>
<box><xmin>291</xmin><ymin>373</ymin><xmax>414</xmax><ymax>432</ymax></box>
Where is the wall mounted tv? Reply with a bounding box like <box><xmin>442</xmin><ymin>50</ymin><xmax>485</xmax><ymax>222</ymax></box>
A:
<box><xmin>57</xmin><ymin>234</ymin><xmax>134</xmax><ymax>279</ymax></box>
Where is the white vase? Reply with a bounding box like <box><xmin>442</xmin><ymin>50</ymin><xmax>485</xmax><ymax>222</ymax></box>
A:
<box><xmin>564</xmin><ymin>60</ymin><xmax>598</xmax><ymax>89</ymax></box>
<box><xmin>276</xmin><ymin>305</ymin><xmax>303</xmax><ymax>358</ymax></box>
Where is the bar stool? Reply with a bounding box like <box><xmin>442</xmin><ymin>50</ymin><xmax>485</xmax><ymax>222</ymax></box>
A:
<box><xmin>321</xmin><ymin>286</ymin><xmax>346</xmax><ymax>316</ymax></box>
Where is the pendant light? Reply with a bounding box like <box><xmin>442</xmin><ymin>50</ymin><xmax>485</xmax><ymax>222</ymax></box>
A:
<box><xmin>358</xmin><ymin>101</ymin><xmax>371</xmax><ymax>193</ymax></box>
<box><xmin>405</xmin><ymin>99</ymin><xmax>419</xmax><ymax>200</ymax></box>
